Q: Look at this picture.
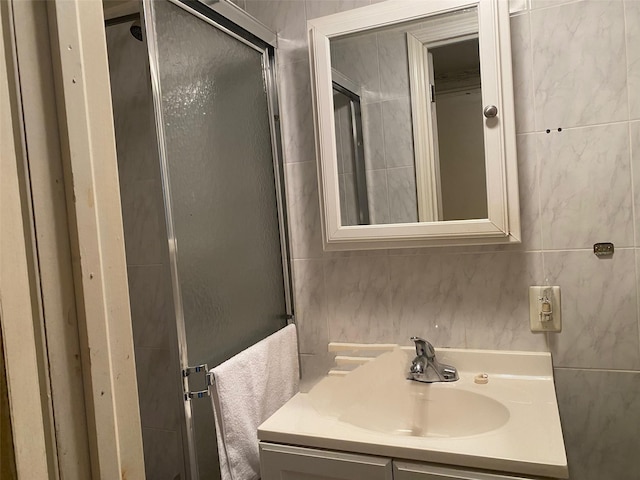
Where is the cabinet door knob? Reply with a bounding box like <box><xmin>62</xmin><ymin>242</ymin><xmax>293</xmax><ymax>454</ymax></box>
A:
<box><xmin>483</xmin><ymin>105</ymin><xmax>498</xmax><ymax>118</ymax></box>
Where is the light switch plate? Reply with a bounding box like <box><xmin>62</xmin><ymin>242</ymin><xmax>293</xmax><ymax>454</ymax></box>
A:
<box><xmin>529</xmin><ymin>286</ymin><xmax>561</xmax><ymax>333</ymax></box>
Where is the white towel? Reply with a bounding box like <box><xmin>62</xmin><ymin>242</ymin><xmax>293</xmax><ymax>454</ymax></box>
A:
<box><xmin>210</xmin><ymin>324</ymin><xmax>299</xmax><ymax>480</ymax></box>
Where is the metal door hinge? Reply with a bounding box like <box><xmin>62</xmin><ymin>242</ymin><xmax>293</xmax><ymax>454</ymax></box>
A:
<box><xmin>183</xmin><ymin>364</ymin><xmax>213</xmax><ymax>400</ymax></box>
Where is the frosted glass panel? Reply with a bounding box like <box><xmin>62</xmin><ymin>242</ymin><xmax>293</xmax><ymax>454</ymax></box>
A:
<box><xmin>151</xmin><ymin>1</ymin><xmax>287</xmax><ymax>478</ymax></box>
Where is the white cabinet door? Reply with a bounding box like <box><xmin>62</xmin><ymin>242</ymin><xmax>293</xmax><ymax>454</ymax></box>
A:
<box><xmin>394</xmin><ymin>461</ymin><xmax>537</xmax><ymax>480</ymax></box>
<box><xmin>260</xmin><ymin>442</ymin><xmax>393</xmax><ymax>480</ymax></box>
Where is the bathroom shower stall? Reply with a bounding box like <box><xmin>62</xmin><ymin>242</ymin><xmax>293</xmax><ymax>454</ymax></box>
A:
<box><xmin>104</xmin><ymin>1</ymin><xmax>292</xmax><ymax>478</ymax></box>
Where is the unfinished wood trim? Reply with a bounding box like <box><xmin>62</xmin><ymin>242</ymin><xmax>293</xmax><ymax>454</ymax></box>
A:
<box><xmin>46</xmin><ymin>0</ymin><xmax>145</xmax><ymax>478</ymax></box>
<box><xmin>0</xmin><ymin>2</ymin><xmax>53</xmax><ymax>477</ymax></box>
<box><xmin>0</xmin><ymin>327</ymin><xmax>17</xmax><ymax>479</ymax></box>
<box><xmin>10</xmin><ymin>0</ymin><xmax>93</xmax><ymax>477</ymax></box>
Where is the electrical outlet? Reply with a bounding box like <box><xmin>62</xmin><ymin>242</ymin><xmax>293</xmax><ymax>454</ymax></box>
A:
<box><xmin>529</xmin><ymin>286</ymin><xmax>561</xmax><ymax>333</ymax></box>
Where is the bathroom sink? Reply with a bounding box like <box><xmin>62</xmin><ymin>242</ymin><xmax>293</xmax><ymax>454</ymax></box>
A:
<box><xmin>258</xmin><ymin>346</ymin><xmax>569</xmax><ymax>479</ymax></box>
<box><xmin>340</xmin><ymin>384</ymin><xmax>510</xmax><ymax>438</ymax></box>
<box><xmin>307</xmin><ymin>349</ymin><xmax>510</xmax><ymax>438</ymax></box>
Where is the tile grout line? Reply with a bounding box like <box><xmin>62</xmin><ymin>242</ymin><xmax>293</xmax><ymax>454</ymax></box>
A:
<box><xmin>320</xmin><ymin>251</ymin><xmax>330</xmax><ymax>348</ymax></box>
<box><xmin>554</xmin><ymin>366</ymin><xmax>640</xmax><ymax>374</ymax></box>
<box><xmin>624</xmin><ymin>0</ymin><xmax>640</xmax><ymax>364</ymax></box>
<box><xmin>525</xmin><ymin>9</ymin><xmax>547</xmax><ymax>279</ymax></box>
<box><xmin>373</xmin><ymin>33</ymin><xmax>392</xmax><ymax>224</ymax></box>
<box><xmin>518</xmin><ymin>118</ymin><xmax>635</xmax><ymax>136</ymax></box>
<box><xmin>529</xmin><ymin>0</ymin><xmax>584</xmax><ymax>14</ymax></box>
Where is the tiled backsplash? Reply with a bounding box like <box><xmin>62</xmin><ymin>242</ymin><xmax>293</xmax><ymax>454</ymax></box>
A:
<box><xmin>236</xmin><ymin>1</ymin><xmax>640</xmax><ymax>478</ymax></box>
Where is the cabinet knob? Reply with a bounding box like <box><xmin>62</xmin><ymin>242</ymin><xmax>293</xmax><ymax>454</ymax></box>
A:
<box><xmin>483</xmin><ymin>105</ymin><xmax>498</xmax><ymax>118</ymax></box>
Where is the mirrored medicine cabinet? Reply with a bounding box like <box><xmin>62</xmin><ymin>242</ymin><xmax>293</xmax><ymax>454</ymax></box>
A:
<box><xmin>308</xmin><ymin>0</ymin><xmax>520</xmax><ymax>250</ymax></box>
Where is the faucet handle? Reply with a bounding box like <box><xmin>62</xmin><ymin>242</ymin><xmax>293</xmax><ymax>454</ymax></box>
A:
<box><xmin>410</xmin><ymin>336</ymin><xmax>435</xmax><ymax>360</ymax></box>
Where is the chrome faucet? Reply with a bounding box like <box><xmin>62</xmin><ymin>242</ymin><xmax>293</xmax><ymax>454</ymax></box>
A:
<box><xmin>407</xmin><ymin>337</ymin><xmax>458</xmax><ymax>383</ymax></box>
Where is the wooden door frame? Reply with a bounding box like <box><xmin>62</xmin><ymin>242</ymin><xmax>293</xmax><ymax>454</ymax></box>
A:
<box><xmin>1</xmin><ymin>1</ymin><xmax>53</xmax><ymax>477</ymax></box>
<box><xmin>1</xmin><ymin>0</ymin><xmax>146</xmax><ymax>478</ymax></box>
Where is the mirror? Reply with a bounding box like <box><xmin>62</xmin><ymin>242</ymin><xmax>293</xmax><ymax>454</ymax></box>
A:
<box><xmin>309</xmin><ymin>0</ymin><xmax>520</xmax><ymax>249</ymax></box>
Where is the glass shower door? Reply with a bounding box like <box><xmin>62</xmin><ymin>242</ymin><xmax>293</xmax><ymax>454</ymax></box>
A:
<box><xmin>143</xmin><ymin>1</ymin><xmax>291</xmax><ymax>478</ymax></box>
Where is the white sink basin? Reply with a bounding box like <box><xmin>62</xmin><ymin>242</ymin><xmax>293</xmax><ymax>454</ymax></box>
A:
<box><xmin>258</xmin><ymin>347</ymin><xmax>569</xmax><ymax>479</ymax></box>
<box><xmin>341</xmin><ymin>384</ymin><xmax>510</xmax><ymax>438</ymax></box>
<box><xmin>306</xmin><ymin>349</ymin><xmax>513</xmax><ymax>438</ymax></box>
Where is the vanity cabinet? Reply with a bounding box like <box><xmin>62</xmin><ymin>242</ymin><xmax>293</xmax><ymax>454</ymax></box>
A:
<box><xmin>260</xmin><ymin>443</ymin><xmax>393</xmax><ymax>480</ymax></box>
<box><xmin>260</xmin><ymin>443</ymin><xmax>553</xmax><ymax>480</ymax></box>
<box><xmin>394</xmin><ymin>461</ymin><xmax>536</xmax><ymax>480</ymax></box>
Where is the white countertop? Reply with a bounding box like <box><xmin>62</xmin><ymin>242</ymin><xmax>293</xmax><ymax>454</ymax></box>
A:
<box><xmin>258</xmin><ymin>348</ymin><xmax>569</xmax><ymax>479</ymax></box>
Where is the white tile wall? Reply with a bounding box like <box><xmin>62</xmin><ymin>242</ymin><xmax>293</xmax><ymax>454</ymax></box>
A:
<box><xmin>626</xmin><ymin>0</ymin><xmax>640</xmax><ymax>120</ymax></box>
<box><xmin>531</xmin><ymin>0</ymin><xmax>628</xmax><ymax>129</ymax></box>
<box><xmin>515</xmin><ymin>134</ymin><xmax>542</xmax><ymax>250</ymax></box>
<box><xmin>545</xmin><ymin>249</ymin><xmax>640</xmax><ymax>369</ymax></box>
<box><xmin>554</xmin><ymin>369</ymin><xmax>640</xmax><ymax>480</ymax></box>
<box><xmin>238</xmin><ymin>0</ymin><xmax>640</xmax><ymax>477</ymax></box>
<box><xmin>292</xmin><ymin>259</ymin><xmax>328</xmax><ymax>354</ymax></box>
<box><xmin>277</xmin><ymin>60</ymin><xmax>316</xmax><ymax>164</ymax></box>
<box><xmin>510</xmin><ymin>14</ymin><xmax>536</xmax><ymax>133</ymax></box>
<box><xmin>538</xmin><ymin>124</ymin><xmax>633</xmax><ymax>250</ymax></box>
<box><xmin>325</xmin><ymin>255</ymin><xmax>394</xmax><ymax>343</ymax></box>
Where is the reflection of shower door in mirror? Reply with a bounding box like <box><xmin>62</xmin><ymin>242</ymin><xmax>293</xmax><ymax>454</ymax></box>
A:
<box><xmin>332</xmin><ymin>76</ymin><xmax>370</xmax><ymax>226</ymax></box>
<box><xmin>143</xmin><ymin>1</ymin><xmax>292</xmax><ymax>478</ymax></box>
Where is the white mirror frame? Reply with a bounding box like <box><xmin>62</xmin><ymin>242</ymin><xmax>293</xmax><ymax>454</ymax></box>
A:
<box><xmin>308</xmin><ymin>0</ymin><xmax>520</xmax><ymax>250</ymax></box>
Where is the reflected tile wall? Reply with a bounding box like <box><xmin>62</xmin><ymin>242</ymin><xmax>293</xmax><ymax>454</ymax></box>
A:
<box><xmin>330</xmin><ymin>26</ymin><xmax>416</xmax><ymax>223</ymax></box>
<box><xmin>377</xmin><ymin>29</ymin><xmax>410</xmax><ymax>101</ymax></box>
<box><xmin>387</xmin><ymin>167</ymin><xmax>417</xmax><ymax>224</ymax></box>
<box><xmin>382</xmin><ymin>97</ymin><xmax>414</xmax><ymax>168</ymax></box>
<box><xmin>241</xmin><ymin>1</ymin><xmax>640</xmax><ymax>478</ymax></box>
<box><xmin>331</xmin><ymin>33</ymin><xmax>381</xmax><ymax>104</ymax></box>
<box><xmin>366</xmin><ymin>169</ymin><xmax>390</xmax><ymax>225</ymax></box>
<box><xmin>343</xmin><ymin>173</ymin><xmax>359</xmax><ymax>226</ymax></box>
<box><xmin>306</xmin><ymin>0</ymin><xmax>369</xmax><ymax>21</ymax></box>
<box><xmin>362</xmin><ymin>102</ymin><xmax>385</xmax><ymax>170</ymax></box>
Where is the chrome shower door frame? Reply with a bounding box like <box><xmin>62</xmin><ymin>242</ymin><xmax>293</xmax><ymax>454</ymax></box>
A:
<box><xmin>142</xmin><ymin>1</ymin><xmax>293</xmax><ymax>478</ymax></box>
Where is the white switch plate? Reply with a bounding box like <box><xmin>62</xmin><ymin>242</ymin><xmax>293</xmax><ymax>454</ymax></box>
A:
<box><xmin>529</xmin><ymin>286</ymin><xmax>561</xmax><ymax>333</ymax></box>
